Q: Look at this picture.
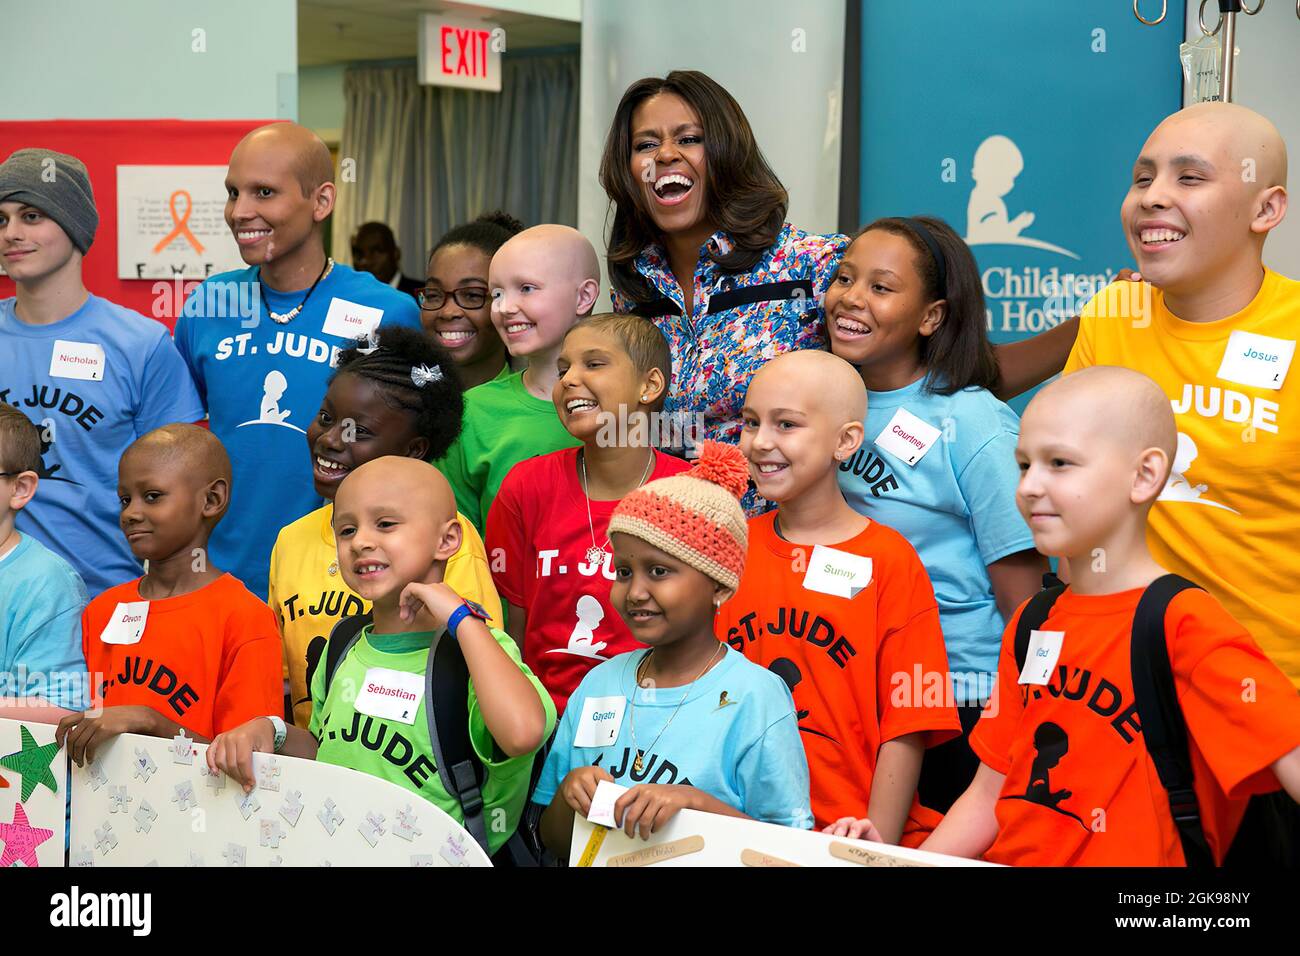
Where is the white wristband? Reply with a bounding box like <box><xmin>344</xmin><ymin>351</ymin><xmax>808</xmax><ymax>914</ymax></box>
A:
<box><xmin>265</xmin><ymin>715</ymin><xmax>287</xmax><ymax>753</ymax></box>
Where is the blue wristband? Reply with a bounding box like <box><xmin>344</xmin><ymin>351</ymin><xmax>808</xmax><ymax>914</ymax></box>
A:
<box><xmin>446</xmin><ymin>600</ymin><xmax>490</xmax><ymax>640</ymax></box>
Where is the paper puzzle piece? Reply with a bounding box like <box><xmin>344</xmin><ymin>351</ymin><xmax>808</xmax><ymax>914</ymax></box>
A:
<box><xmin>94</xmin><ymin>822</ymin><xmax>118</xmax><ymax>856</ymax></box>
<box><xmin>171</xmin><ymin>780</ymin><xmax>198</xmax><ymax>812</ymax></box>
<box><xmin>86</xmin><ymin>759</ymin><xmax>109</xmax><ymax>792</ymax></box>
<box><xmin>319</xmin><ymin>859</ymin><xmax>332</xmax><ymax>867</ymax></box>
<box><xmin>70</xmin><ymin>845</ymin><xmax>94</xmax><ymax>868</ymax></box>
<box><xmin>317</xmin><ymin>798</ymin><xmax>344</xmax><ymax>836</ymax></box>
<box><xmin>439</xmin><ymin>830</ymin><xmax>470</xmax><ymax>867</ymax></box>
<box><xmin>358</xmin><ymin>811</ymin><xmax>386</xmax><ymax>848</ymax></box>
<box><xmin>170</xmin><ymin>730</ymin><xmax>195</xmax><ymax>765</ymax></box>
<box><xmin>393</xmin><ymin>804</ymin><xmax>422</xmax><ymax>842</ymax></box>
<box><xmin>279</xmin><ymin>789</ymin><xmax>303</xmax><ymax>828</ymax></box>
<box><xmin>268</xmin><ymin>855</ymin><xmax>283</xmax><ymax>867</ymax></box>
<box><xmin>410</xmin><ymin>854</ymin><xmax>435</xmax><ymax>867</ymax></box>
<box><xmin>256</xmin><ymin>756</ymin><xmax>281</xmax><ymax>792</ymax></box>
<box><xmin>108</xmin><ymin>785</ymin><xmax>133</xmax><ymax>814</ymax></box>
<box><xmin>201</xmin><ymin>764</ymin><xmax>226</xmax><ymax>792</ymax></box>
<box><xmin>186</xmin><ymin>851</ymin><xmax>204</xmax><ymax>867</ymax></box>
<box><xmin>132</xmin><ymin>747</ymin><xmax>157</xmax><ymax>782</ymax></box>
<box><xmin>0</xmin><ymin>724</ymin><xmax>60</xmax><ymax>801</ymax></box>
<box><xmin>259</xmin><ymin>818</ymin><xmax>286</xmax><ymax>849</ymax></box>
<box><xmin>0</xmin><ymin>802</ymin><xmax>55</xmax><ymax>867</ymax></box>
<box><xmin>132</xmin><ymin>799</ymin><xmax>158</xmax><ymax>833</ymax></box>
<box><xmin>222</xmin><ymin>843</ymin><xmax>246</xmax><ymax>867</ymax></box>
<box><xmin>235</xmin><ymin>789</ymin><xmax>261</xmax><ymax>821</ymax></box>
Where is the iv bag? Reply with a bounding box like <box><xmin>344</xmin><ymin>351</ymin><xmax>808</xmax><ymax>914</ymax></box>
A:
<box><xmin>1180</xmin><ymin>33</ymin><xmax>1222</xmax><ymax>103</ymax></box>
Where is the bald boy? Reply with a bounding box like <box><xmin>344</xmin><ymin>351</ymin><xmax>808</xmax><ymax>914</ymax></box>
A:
<box><xmin>1063</xmin><ymin>102</ymin><xmax>1300</xmax><ymax>686</ymax></box>
<box><xmin>174</xmin><ymin>122</ymin><xmax>421</xmax><ymax>601</ymax></box>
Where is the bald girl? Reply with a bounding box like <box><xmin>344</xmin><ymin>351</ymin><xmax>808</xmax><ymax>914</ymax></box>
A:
<box><xmin>489</xmin><ymin>224</ymin><xmax>602</xmax><ymax>320</ymax></box>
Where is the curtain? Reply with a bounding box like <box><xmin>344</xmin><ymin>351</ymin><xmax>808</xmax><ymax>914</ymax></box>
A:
<box><xmin>332</xmin><ymin>50</ymin><xmax>580</xmax><ymax>268</ymax></box>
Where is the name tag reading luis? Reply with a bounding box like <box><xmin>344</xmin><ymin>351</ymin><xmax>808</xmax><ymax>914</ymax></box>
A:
<box><xmin>100</xmin><ymin>601</ymin><xmax>149</xmax><ymax>645</ymax></box>
<box><xmin>321</xmin><ymin>298</ymin><xmax>385</xmax><ymax>341</ymax></box>
<box><xmin>1216</xmin><ymin>331</ymin><xmax>1294</xmax><ymax>391</ymax></box>
<box><xmin>353</xmin><ymin>667</ymin><xmax>424</xmax><ymax>725</ymax></box>
<box><xmin>803</xmin><ymin>546</ymin><xmax>872</xmax><ymax>599</ymax></box>
<box><xmin>574</xmin><ymin>695</ymin><xmax>626</xmax><ymax>747</ymax></box>
<box><xmin>49</xmin><ymin>340</ymin><xmax>106</xmax><ymax>381</ymax></box>
<box><xmin>874</xmin><ymin>408</ymin><xmax>942</xmax><ymax>466</ymax></box>
<box><xmin>1019</xmin><ymin>630</ymin><xmax>1065</xmax><ymax>686</ymax></box>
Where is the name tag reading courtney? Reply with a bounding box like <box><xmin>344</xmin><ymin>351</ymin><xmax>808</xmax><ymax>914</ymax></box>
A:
<box><xmin>874</xmin><ymin>408</ymin><xmax>942</xmax><ymax>466</ymax></box>
<box><xmin>574</xmin><ymin>695</ymin><xmax>626</xmax><ymax>747</ymax></box>
<box><xmin>353</xmin><ymin>667</ymin><xmax>425</xmax><ymax>725</ymax></box>
<box><xmin>803</xmin><ymin>546</ymin><xmax>873</xmax><ymax>599</ymax></box>
<box><xmin>321</xmin><ymin>298</ymin><xmax>385</xmax><ymax>341</ymax></box>
<box><xmin>100</xmin><ymin>601</ymin><xmax>149</xmax><ymax>645</ymax></box>
<box><xmin>1216</xmin><ymin>331</ymin><xmax>1294</xmax><ymax>391</ymax></box>
<box><xmin>1019</xmin><ymin>630</ymin><xmax>1065</xmax><ymax>686</ymax></box>
<box><xmin>49</xmin><ymin>340</ymin><xmax>106</xmax><ymax>381</ymax></box>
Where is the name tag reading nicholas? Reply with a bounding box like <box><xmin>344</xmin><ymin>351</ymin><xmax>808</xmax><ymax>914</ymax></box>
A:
<box><xmin>803</xmin><ymin>546</ymin><xmax>873</xmax><ymax>599</ymax></box>
<box><xmin>49</xmin><ymin>340</ymin><xmax>106</xmax><ymax>382</ymax></box>
<box><xmin>874</xmin><ymin>408</ymin><xmax>942</xmax><ymax>466</ymax></box>
<box><xmin>321</xmin><ymin>298</ymin><xmax>385</xmax><ymax>341</ymax></box>
<box><xmin>1216</xmin><ymin>331</ymin><xmax>1294</xmax><ymax>391</ymax></box>
<box><xmin>353</xmin><ymin>668</ymin><xmax>425</xmax><ymax>725</ymax></box>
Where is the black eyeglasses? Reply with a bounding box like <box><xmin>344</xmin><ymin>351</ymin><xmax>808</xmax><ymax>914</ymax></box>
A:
<box><xmin>417</xmin><ymin>287</ymin><xmax>489</xmax><ymax>311</ymax></box>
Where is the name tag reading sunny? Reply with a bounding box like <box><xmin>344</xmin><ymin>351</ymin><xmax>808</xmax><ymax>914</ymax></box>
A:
<box><xmin>803</xmin><ymin>546</ymin><xmax>873</xmax><ymax>599</ymax></box>
<box><xmin>354</xmin><ymin>667</ymin><xmax>425</xmax><ymax>725</ymax></box>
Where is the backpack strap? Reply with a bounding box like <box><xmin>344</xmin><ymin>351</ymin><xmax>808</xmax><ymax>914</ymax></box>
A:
<box><xmin>322</xmin><ymin>612</ymin><xmax>373</xmax><ymax>700</ymax></box>
<box><xmin>1014</xmin><ymin>573</ymin><xmax>1067</xmax><ymax>675</ymax></box>
<box><xmin>424</xmin><ymin>631</ymin><xmax>490</xmax><ymax>854</ymax></box>
<box><xmin>1130</xmin><ymin>574</ymin><xmax>1215</xmax><ymax>868</ymax></box>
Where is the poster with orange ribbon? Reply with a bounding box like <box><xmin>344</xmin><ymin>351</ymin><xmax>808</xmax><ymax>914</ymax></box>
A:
<box><xmin>116</xmin><ymin>165</ymin><xmax>244</xmax><ymax>280</ymax></box>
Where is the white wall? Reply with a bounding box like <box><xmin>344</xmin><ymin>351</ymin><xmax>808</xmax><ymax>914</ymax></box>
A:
<box><xmin>1185</xmin><ymin>2</ymin><xmax>1300</xmax><ymax>272</ymax></box>
<box><xmin>2</xmin><ymin>0</ymin><xmax>296</xmax><ymax>120</ymax></box>
<box><xmin>577</xmin><ymin>0</ymin><xmax>846</xmax><ymax>307</ymax></box>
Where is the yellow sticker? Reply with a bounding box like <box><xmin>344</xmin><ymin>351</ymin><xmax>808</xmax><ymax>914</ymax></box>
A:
<box><xmin>576</xmin><ymin>825</ymin><xmax>609</xmax><ymax>867</ymax></box>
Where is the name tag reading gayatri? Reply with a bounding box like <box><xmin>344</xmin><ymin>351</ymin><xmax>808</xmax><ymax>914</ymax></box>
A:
<box><xmin>1216</xmin><ymin>331</ymin><xmax>1294</xmax><ymax>391</ymax></box>
<box><xmin>574</xmin><ymin>695</ymin><xmax>626</xmax><ymax>747</ymax></box>
<box><xmin>802</xmin><ymin>546</ymin><xmax>872</xmax><ymax>599</ymax></box>
<box><xmin>100</xmin><ymin>601</ymin><xmax>149</xmax><ymax>645</ymax></box>
<box><xmin>49</xmin><ymin>340</ymin><xmax>106</xmax><ymax>381</ymax></box>
<box><xmin>1019</xmin><ymin>630</ymin><xmax>1065</xmax><ymax>686</ymax></box>
<box><xmin>321</xmin><ymin>298</ymin><xmax>385</xmax><ymax>341</ymax></box>
<box><xmin>874</xmin><ymin>408</ymin><xmax>942</xmax><ymax>466</ymax></box>
<box><xmin>353</xmin><ymin>667</ymin><xmax>425</xmax><ymax>725</ymax></box>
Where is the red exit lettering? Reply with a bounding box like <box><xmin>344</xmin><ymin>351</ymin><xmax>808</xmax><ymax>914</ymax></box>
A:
<box><xmin>439</xmin><ymin>26</ymin><xmax>491</xmax><ymax>79</ymax></box>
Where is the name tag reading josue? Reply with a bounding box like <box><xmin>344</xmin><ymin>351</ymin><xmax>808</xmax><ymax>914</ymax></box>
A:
<box><xmin>1216</xmin><ymin>331</ymin><xmax>1294</xmax><ymax>391</ymax></box>
<box><xmin>574</xmin><ymin>695</ymin><xmax>626</xmax><ymax>748</ymax></box>
<box><xmin>353</xmin><ymin>667</ymin><xmax>425</xmax><ymax>724</ymax></box>
<box><xmin>874</xmin><ymin>408</ymin><xmax>942</xmax><ymax>466</ymax></box>
<box><xmin>49</xmin><ymin>340</ymin><xmax>106</xmax><ymax>382</ymax></box>
<box><xmin>321</xmin><ymin>298</ymin><xmax>385</xmax><ymax>341</ymax></box>
<box><xmin>100</xmin><ymin>601</ymin><xmax>149</xmax><ymax>645</ymax></box>
<box><xmin>1019</xmin><ymin>630</ymin><xmax>1065</xmax><ymax>686</ymax></box>
<box><xmin>803</xmin><ymin>546</ymin><xmax>872</xmax><ymax>599</ymax></box>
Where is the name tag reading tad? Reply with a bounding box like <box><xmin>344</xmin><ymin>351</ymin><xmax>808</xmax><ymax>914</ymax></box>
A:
<box><xmin>1018</xmin><ymin>630</ymin><xmax>1065</xmax><ymax>686</ymax></box>
<box><xmin>574</xmin><ymin>695</ymin><xmax>626</xmax><ymax>747</ymax></box>
<box><xmin>49</xmin><ymin>340</ymin><xmax>106</xmax><ymax>381</ymax></box>
<box><xmin>874</xmin><ymin>408</ymin><xmax>942</xmax><ymax>466</ymax></box>
<box><xmin>1216</xmin><ymin>331</ymin><xmax>1294</xmax><ymax>391</ymax></box>
<box><xmin>353</xmin><ymin>667</ymin><xmax>425</xmax><ymax>725</ymax></box>
<box><xmin>100</xmin><ymin>601</ymin><xmax>149</xmax><ymax>645</ymax></box>
<box><xmin>803</xmin><ymin>545</ymin><xmax>872</xmax><ymax>599</ymax></box>
<box><xmin>321</xmin><ymin>298</ymin><xmax>385</xmax><ymax>341</ymax></box>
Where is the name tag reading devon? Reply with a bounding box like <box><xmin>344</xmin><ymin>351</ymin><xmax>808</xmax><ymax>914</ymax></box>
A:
<box><xmin>1019</xmin><ymin>630</ymin><xmax>1065</xmax><ymax>686</ymax></box>
<box><xmin>1216</xmin><ymin>331</ymin><xmax>1294</xmax><ymax>391</ymax></box>
<box><xmin>574</xmin><ymin>695</ymin><xmax>626</xmax><ymax>748</ymax></box>
<box><xmin>354</xmin><ymin>667</ymin><xmax>424</xmax><ymax>725</ymax></box>
<box><xmin>100</xmin><ymin>601</ymin><xmax>149</xmax><ymax>645</ymax></box>
<box><xmin>321</xmin><ymin>298</ymin><xmax>385</xmax><ymax>341</ymax></box>
<box><xmin>803</xmin><ymin>546</ymin><xmax>872</xmax><ymax>599</ymax></box>
<box><xmin>874</xmin><ymin>408</ymin><xmax>942</xmax><ymax>466</ymax></box>
<box><xmin>49</xmin><ymin>340</ymin><xmax>106</xmax><ymax>382</ymax></box>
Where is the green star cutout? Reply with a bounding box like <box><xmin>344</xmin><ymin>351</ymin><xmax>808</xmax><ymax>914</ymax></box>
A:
<box><xmin>0</xmin><ymin>725</ymin><xmax>60</xmax><ymax>802</ymax></box>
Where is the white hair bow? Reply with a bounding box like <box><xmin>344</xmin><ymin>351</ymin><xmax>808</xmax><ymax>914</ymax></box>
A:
<box><xmin>411</xmin><ymin>364</ymin><xmax>443</xmax><ymax>388</ymax></box>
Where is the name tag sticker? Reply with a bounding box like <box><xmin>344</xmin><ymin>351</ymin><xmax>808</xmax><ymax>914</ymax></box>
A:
<box><xmin>353</xmin><ymin>667</ymin><xmax>425</xmax><ymax>725</ymax></box>
<box><xmin>49</xmin><ymin>340</ymin><xmax>106</xmax><ymax>381</ymax></box>
<box><xmin>1019</xmin><ymin>630</ymin><xmax>1065</xmax><ymax>686</ymax></box>
<box><xmin>321</xmin><ymin>298</ymin><xmax>385</xmax><ymax>341</ymax></box>
<box><xmin>802</xmin><ymin>545</ymin><xmax>873</xmax><ymax>599</ymax></box>
<box><xmin>574</xmin><ymin>694</ymin><xmax>626</xmax><ymax>748</ymax></box>
<box><xmin>874</xmin><ymin>408</ymin><xmax>943</xmax><ymax>466</ymax></box>
<box><xmin>100</xmin><ymin>601</ymin><xmax>149</xmax><ymax>645</ymax></box>
<box><xmin>1216</xmin><ymin>331</ymin><xmax>1294</xmax><ymax>391</ymax></box>
<box><xmin>586</xmin><ymin>779</ymin><xmax>631</xmax><ymax>828</ymax></box>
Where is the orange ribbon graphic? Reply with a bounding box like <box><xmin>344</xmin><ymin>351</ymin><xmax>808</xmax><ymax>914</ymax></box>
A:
<box><xmin>152</xmin><ymin>189</ymin><xmax>206</xmax><ymax>255</ymax></box>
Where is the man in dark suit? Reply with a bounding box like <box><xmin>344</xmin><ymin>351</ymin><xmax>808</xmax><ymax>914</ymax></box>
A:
<box><xmin>351</xmin><ymin>221</ymin><xmax>424</xmax><ymax>299</ymax></box>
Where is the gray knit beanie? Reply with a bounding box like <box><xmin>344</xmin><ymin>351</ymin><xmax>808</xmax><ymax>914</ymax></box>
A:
<box><xmin>0</xmin><ymin>148</ymin><xmax>99</xmax><ymax>254</ymax></box>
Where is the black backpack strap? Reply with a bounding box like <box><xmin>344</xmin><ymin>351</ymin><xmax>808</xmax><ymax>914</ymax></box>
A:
<box><xmin>322</xmin><ymin>611</ymin><xmax>373</xmax><ymax>699</ymax></box>
<box><xmin>424</xmin><ymin>631</ymin><xmax>490</xmax><ymax>854</ymax></box>
<box><xmin>1014</xmin><ymin>573</ymin><xmax>1067</xmax><ymax>675</ymax></box>
<box><xmin>1130</xmin><ymin>574</ymin><xmax>1214</xmax><ymax>867</ymax></box>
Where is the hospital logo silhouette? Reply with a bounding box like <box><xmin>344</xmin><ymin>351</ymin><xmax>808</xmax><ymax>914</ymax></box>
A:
<box><xmin>767</xmin><ymin>657</ymin><xmax>836</xmax><ymax>742</ymax></box>
<box><xmin>965</xmin><ymin>135</ymin><xmax>1080</xmax><ymax>260</ymax></box>
<box><xmin>237</xmin><ymin>370</ymin><xmax>305</xmax><ymax>433</ymax></box>
<box><xmin>1158</xmin><ymin>432</ymin><xmax>1239</xmax><ymax>513</ymax></box>
<box><xmin>545</xmin><ymin>594</ymin><xmax>610</xmax><ymax>660</ymax></box>
<box><xmin>1001</xmin><ymin>721</ymin><xmax>1089</xmax><ymax>831</ymax></box>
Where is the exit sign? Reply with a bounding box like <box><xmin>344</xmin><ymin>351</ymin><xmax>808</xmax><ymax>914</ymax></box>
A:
<box><xmin>417</xmin><ymin>13</ymin><xmax>502</xmax><ymax>92</ymax></box>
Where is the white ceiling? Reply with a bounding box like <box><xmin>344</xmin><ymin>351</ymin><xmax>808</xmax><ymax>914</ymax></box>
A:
<box><xmin>299</xmin><ymin>0</ymin><xmax>581</xmax><ymax>66</ymax></box>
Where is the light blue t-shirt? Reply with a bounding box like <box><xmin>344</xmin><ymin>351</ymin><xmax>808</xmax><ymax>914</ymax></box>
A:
<box><xmin>533</xmin><ymin>645</ymin><xmax>812</xmax><ymax>828</ymax></box>
<box><xmin>174</xmin><ymin>263</ymin><xmax>421</xmax><ymax>600</ymax></box>
<box><xmin>0</xmin><ymin>295</ymin><xmax>205</xmax><ymax>595</ymax></box>
<box><xmin>837</xmin><ymin>377</ymin><xmax>1034</xmax><ymax>696</ymax></box>
<box><xmin>0</xmin><ymin>533</ymin><xmax>89</xmax><ymax>710</ymax></box>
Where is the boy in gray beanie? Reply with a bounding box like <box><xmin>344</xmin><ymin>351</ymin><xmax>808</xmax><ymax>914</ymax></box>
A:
<box><xmin>0</xmin><ymin>148</ymin><xmax>99</xmax><ymax>255</ymax></box>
